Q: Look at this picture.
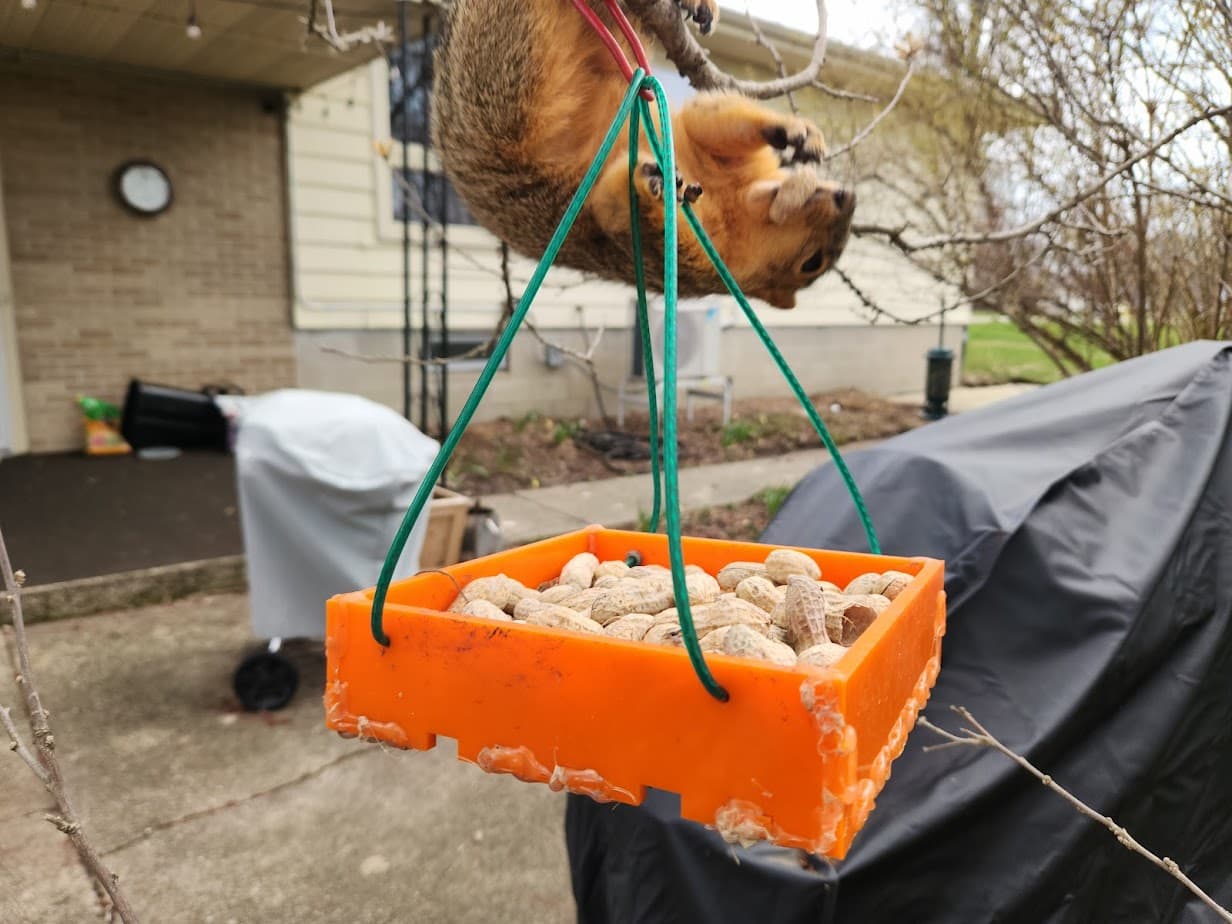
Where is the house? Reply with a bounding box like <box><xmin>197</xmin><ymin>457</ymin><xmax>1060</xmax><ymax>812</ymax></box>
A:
<box><xmin>287</xmin><ymin>10</ymin><xmax>970</xmax><ymax>433</ymax></box>
<box><xmin>0</xmin><ymin>0</ymin><xmax>968</xmax><ymax>457</ymax></box>
<box><xmin>0</xmin><ymin>0</ymin><xmax>390</xmax><ymax>455</ymax></box>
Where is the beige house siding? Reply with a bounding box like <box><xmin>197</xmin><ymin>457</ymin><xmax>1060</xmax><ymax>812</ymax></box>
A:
<box><xmin>0</xmin><ymin>62</ymin><xmax>296</xmax><ymax>452</ymax></box>
<box><xmin>287</xmin><ymin>43</ymin><xmax>970</xmax><ymax>420</ymax></box>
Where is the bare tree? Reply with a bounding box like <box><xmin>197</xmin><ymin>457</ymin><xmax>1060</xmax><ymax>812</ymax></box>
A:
<box><xmin>857</xmin><ymin>0</ymin><xmax>1232</xmax><ymax>376</ymax></box>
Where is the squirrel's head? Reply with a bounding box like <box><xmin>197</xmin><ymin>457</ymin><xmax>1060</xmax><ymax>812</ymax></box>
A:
<box><xmin>740</xmin><ymin>169</ymin><xmax>856</xmax><ymax>310</ymax></box>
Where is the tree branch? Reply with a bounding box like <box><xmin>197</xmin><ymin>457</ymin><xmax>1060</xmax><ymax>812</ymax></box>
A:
<box><xmin>833</xmin><ymin>267</ymin><xmax>952</xmax><ymax>326</ymax></box>
<box><xmin>825</xmin><ymin>59</ymin><xmax>918</xmax><ymax>161</ymax></box>
<box><xmin>636</xmin><ymin>0</ymin><xmax>828</xmax><ymax>99</ymax></box>
<box><xmin>919</xmin><ymin>706</ymin><xmax>1232</xmax><ymax>923</ymax></box>
<box><xmin>856</xmin><ymin>105</ymin><xmax>1232</xmax><ymax>252</ymax></box>
<box><xmin>1</xmin><ymin>525</ymin><xmax>140</xmax><ymax>922</ymax></box>
<box><xmin>1</xmin><ymin>702</ymin><xmax>48</xmax><ymax>785</ymax></box>
<box><xmin>744</xmin><ymin>6</ymin><xmax>798</xmax><ymax>115</ymax></box>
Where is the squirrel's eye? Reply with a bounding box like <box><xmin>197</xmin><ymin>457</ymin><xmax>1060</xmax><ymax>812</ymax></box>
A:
<box><xmin>801</xmin><ymin>251</ymin><xmax>824</xmax><ymax>274</ymax></box>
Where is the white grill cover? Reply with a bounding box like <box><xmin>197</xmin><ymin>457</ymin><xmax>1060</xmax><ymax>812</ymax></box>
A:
<box><xmin>233</xmin><ymin>389</ymin><xmax>440</xmax><ymax>639</ymax></box>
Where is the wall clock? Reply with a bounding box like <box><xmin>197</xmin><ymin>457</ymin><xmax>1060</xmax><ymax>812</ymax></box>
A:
<box><xmin>113</xmin><ymin>160</ymin><xmax>173</xmax><ymax>217</ymax></box>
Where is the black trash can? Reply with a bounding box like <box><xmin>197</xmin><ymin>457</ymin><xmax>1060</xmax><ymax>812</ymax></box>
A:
<box><xmin>120</xmin><ymin>379</ymin><xmax>230</xmax><ymax>451</ymax></box>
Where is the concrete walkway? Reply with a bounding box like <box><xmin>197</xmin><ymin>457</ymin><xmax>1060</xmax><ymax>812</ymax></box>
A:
<box><xmin>486</xmin><ymin>444</ymin><xmax>875</xmax><ymax>546</ymax></box>
<box><xmin>888</xmin><ymin>382</ymin><xmax>1039</xmax><ymax>415</ymax></box>
<box><xmin>486</xmin><ymin>383</ymin><xmax>1040</xmax><ymax>546</ymax></box>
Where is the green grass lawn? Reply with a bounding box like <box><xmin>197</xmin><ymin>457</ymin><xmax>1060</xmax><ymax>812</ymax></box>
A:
<box><xmin>963</xmin><ymin>314</ymin><xmax>1115</xmax><ymax>385</ymax></box>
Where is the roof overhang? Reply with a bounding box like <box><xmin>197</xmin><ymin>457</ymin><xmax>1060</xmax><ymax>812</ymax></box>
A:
<box><xmin>0</xmin><ymin>0</ymin><xmax>428</xmax><ymax>90</ymax></box>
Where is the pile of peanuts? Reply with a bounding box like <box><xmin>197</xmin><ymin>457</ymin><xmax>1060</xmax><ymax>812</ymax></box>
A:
<box><xmin>446</xmin><ymin>549</ymin><xmax>914</xmax><ymax>669</ymax></box>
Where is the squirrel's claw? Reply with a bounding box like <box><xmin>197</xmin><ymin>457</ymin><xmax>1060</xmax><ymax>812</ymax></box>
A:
<box><xmin>673</xmin><ymin>0</ymin><xmax>718</xmax><ymax>34</ymax></box>
<box><xmin>640</xmin><ymin>162</ymin><xmax>703</xmax><ymax>204</ymax></box>
<box><xmin>761</xmin><ymin>118</ymin><xmax>826</xmax><ymax>164</ymax></box>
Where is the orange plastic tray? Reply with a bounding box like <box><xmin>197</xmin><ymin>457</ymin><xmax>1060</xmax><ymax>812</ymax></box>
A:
<box><xmin>325</xmin><ymin>526</ymin><xmax>946</xmax><ymax>858</ymax></box>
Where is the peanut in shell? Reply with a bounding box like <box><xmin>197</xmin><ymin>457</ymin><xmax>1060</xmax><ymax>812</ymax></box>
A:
<box><xmin>797</xmin><ymin>642</ymin><xmax>849</xmax><ymax>669</ymax></box>
<box><xmin>604</xmin><ymin>613</ymin><xmax>655</xmax><ymax>641</ymax></box>
<box><xmin>560</xmin><ymin>552</ymin><xmax>600</xmax><ymax>589</ymax></box>
<box><xmin>784</xmin><ymin>575</ymin><xmax>832</xmax><ymax>649</ymax></box>
<box><xmin>700</xmin><ymin>624</ymin><xmax>797</xmax><ymax>666</ymax></box>
<box><xmin>717</xmin><ymin>561</ymin><xmax>768</xmax><ymax>592</ymax></box>
<box><xmin>735</xmin><ymin>575</ymin><xmax>784</xmax><ymax>613</ymax></box>
<box><xmin>764</xmin><ymin>549</ymin><xmax>822</xmax><ymax>584</ymax></box>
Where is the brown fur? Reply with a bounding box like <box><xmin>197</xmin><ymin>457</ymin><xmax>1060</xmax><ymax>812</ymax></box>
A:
<box><xmin>431</xmin><ymin>0</ymin><xmax>855</xmax><ymax>309</ymax></box>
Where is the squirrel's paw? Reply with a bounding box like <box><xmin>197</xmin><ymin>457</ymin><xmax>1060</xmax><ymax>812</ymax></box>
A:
<box><xmin>761</xmin><ymin>116</ymin><xmax>826</xmax><ymax>164</ymax></box>
<box><xmin>639</xmin><ymin>161</ymin><xmax>703</xmax><ymax>204</ymax></box>
<box><xmin>673</xmin><ymin>0</ymin><xmax>718</xmax><ymax>34</ymax></box>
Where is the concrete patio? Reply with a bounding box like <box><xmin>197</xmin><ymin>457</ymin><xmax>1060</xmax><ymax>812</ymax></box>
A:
<box><xmin>1</xmin><ymin>593</ymin><xmax>574</xmax><ymax>923</ymax></box>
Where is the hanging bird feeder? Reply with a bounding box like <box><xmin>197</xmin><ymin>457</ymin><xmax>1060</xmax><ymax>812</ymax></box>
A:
<box><xmin>326</xmin><ymin>527</ymin><xmax>944</xmax><ymax>858</ymax></box>
<box><xmin>324</xmin><ymin>4</ymin><xmax>946</xmax><ymax>860</ymax></box>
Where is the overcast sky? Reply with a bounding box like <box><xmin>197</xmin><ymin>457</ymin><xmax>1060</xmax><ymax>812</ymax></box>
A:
<box><xmin>727</xmin><ymin>0</ymin><xmax>921</xmax><ymax>51</ymax></box>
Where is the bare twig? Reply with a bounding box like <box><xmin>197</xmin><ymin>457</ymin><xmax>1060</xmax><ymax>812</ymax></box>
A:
<box><xmin>1</xmin><ymin>526</ymin><xmax>140</xmax><ymax>922</ymax></box>
<box><xmin>918</xmin><ymin>706</ymin><xmax>1232</xmax><ymax>923</ymax></box>
<box><xmin>855</xmin><ymin>105</ymin><xmax>1232</xmax><ymax>252</ymax></box>
<box><xmin>812</xmin><ymin>83</ymin><xmax>879</xmax><ymax>103</ymax></box>
<box><xmin>385</xmin><ymin>154</ymin><xmax>595</xmax><ymax>295</ymax></box>
<box><xmin>500</xmin><ymin>243</ymin><xmax>618</xmax><ymax>423</ymax></box>
<box><xmin>833</xmin><ymin>267</ymin><xmax>951</xmax><ymax>326</ymax></box>
<box><xmin>744</xmin><ymin>6</ymin><xmax>798</xmax><ymax>115</ymax></box>
<box><xmin>1</xmin><ymin>701</ymin><xmax>48</xmax><ymax>785</ymax></box>
<box><xmin>635</xmin><ymin>0</ymin><xmax>828</xmax><ymax>99</ymax></box>
<box><xmin>824</xmin><ymin>59</ymin><xmax>919</xmax><ymax>161</ymax></box>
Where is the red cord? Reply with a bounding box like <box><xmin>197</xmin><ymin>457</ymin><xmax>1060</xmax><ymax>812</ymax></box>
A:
<box><xmin>602</xmin><ymin>0</ymin><xmax>653</xmax><ymax>76</ymax></box>
<box><xmin>570</xmin><ymin>0</ymin><xmax>654</xmax><ymax>101</ymax></box>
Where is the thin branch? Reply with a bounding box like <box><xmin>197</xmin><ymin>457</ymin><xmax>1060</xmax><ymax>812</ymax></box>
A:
<box><xmin>918</xmin><ymin>706</ymin><xmax>1232</xmax><ymax>924</ymax></box>
<box><xmin>1</xmin><ymin>525</ymin><xmax>140</xmax><ymax>922</ymax></box>
<box><xmin>0</xmin><ymin>702</ymin><xmax>48</xmax><ymax>785</ymax></box>
<box><xmin>385</xmin><ymin>160</ymin><xmax>601</xmax><ymax>295</ymax></box>
<box><xmin>812</xmin><ymin>82</ymin><xmax>879</xmax><ymax>103</ymax></box>
<box><xmin>825</xmin><ymin>59</ymin><xmax>918</xmax><ymax>161</ymax></box>
<box><xmin>744</xmin><ymin>6</ymin><xmax>798</xmax><ymax>115</ymax></box>
<box><xmin>634</xmin><ymin>0</ymin><xmax>828</xmax><ymax>99</ymax></box>
<box><xmin>833</xmin><ymin>267</ymin><xmax>952</xmax><ymax>326</ymax></box>
<box><xmin>856</xmin><ymin>105</ymin><xmax>1232</xmax><ymax>252</ymax></box>
<box><xmin>949</xmin><ymin>236</ymin><xmax>1055</xmax><ymax>311</ymax></box>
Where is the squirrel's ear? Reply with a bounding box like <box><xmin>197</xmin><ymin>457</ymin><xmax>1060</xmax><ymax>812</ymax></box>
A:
<box><xmin>747</xmin><ymin>179</ymin><xmax>782</xmax><ymax>217</ymax></box>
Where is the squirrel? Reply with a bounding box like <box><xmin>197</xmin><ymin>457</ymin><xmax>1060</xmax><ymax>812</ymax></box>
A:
<box><xmin>431</xmin><ymin>0</ymin><xmax>855</xmax><ymax>310</ymax></box>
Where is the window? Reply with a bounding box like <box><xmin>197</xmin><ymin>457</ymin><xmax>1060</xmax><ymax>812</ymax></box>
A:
<box><xmin>388</xmin><ymin>36</ymin><xmax>476</xmax><ymax>226</ymax></box>
<box><xmin>426</xmin><ymin>331</ymin><xmax>510</xmax><ymax>372</ymax></box>
<box><xmin>388</xmin><ymin>36</ymin><xmax>435</xmax><ymax>146</ymax></box>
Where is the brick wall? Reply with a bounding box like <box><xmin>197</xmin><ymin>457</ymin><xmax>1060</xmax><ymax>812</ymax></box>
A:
<box><xmin>0</xmin><ymin>62</ymin><xmax>295</xmax><ymax>453</ymax></box>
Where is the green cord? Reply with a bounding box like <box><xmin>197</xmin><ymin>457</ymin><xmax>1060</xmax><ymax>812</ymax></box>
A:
<box><xmin>627</xmin><ymin>101</ymin><xmax>662</xmax><ymax>535</ymax></box>
<box><xmin>369</xmin><ymin>73</ymin><xmax>646</xmax><ymax>646</ymax></box>
<box><xmin>634</xmin><ymin>108</ymin><xmax>880</xmax><ymax>555</ymax></box>
<box><xmin>369</xmin><ymin>70</ymin><xmax>878</xmax><ymax>704</ymax></box>
<box><xmin>639</xmin><ymin>77</ymin><xmax>730</xmax><ymax>702</ymax></box>
<box><xmin>679</xmin><ymin>205</ymin><xmax>881</xmax><ymax>555</ymax></box>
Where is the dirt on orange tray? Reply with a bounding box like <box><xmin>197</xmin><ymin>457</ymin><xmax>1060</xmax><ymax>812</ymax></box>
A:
<box><xmin>444</xmin><ymin>389</ymin><xmax>924</xmax><ymax>497</ymax></box>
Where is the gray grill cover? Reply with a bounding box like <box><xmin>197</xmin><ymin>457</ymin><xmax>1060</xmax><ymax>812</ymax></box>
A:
<box><xmin>565</xmin><ymin>341</ymin><xmax>1232</xmax><ymax>923</ymax></box>
<box><xmin>234</xmin><ymin>389</ymin><xmax>439</xmax><ymax>640</ymax></box>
